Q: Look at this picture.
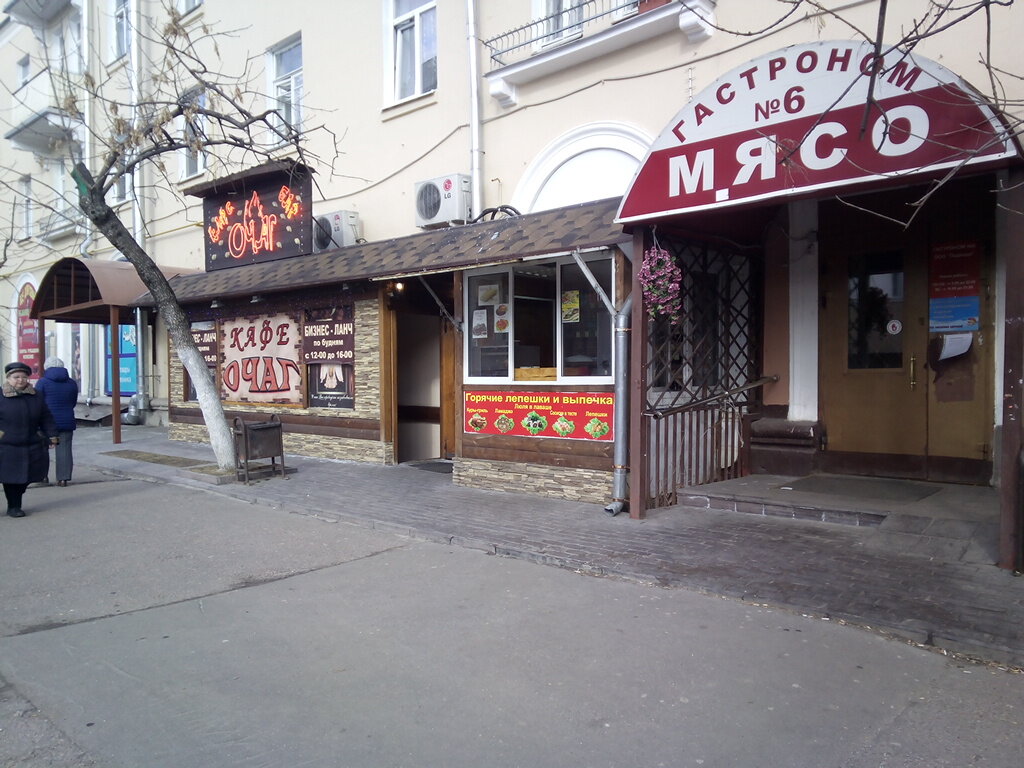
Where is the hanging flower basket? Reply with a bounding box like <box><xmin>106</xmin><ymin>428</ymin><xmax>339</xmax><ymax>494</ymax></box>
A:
<box><xmin>638</xmin><ymin>246</ymin><xmax>682</xmax><ymax>324</ymax></box>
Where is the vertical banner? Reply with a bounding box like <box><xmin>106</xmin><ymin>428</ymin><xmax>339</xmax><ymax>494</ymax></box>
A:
<box><xmin>105</xmin><ymin>325</ymin><xmax>138</xmax><ymax>396</ymax></box>
<box><xmin>929</xmin><ymin>242</ymin><xmax>981</xmax><ymax>332</ymax></box>
<box><xmin>16</xmin><ymin>284</ymin><xmax>41</xmax><ymax>377</ymax></box>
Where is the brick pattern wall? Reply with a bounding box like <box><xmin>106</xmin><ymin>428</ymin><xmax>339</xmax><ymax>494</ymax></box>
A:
<box><xmin>170</xmin><ymin>299</ymin><xmax>391</xmax><ymax>464</ymax></box>
<box><xmin>453</xmin><ymin>457</ymin><xmax>612</xmax><ymax>505</ymax></box>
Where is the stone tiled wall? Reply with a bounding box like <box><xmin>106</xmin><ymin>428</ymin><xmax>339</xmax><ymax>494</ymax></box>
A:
<box><xmin>168</xmin><ymin>422</ymin><xmax>392</xmax><ymax>464</ymax></box>
<box><xmin>169</xmin><ymin>298</ymin><xmax>390</xmax><ymax>464</ymax></box>
<box><xmin>453</xmin><ymin>457</ymin><xmax>612</xmax><ymax>505</ymax></box>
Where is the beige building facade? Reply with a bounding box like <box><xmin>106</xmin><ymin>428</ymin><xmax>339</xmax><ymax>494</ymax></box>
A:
<box><xmin>3</xmin><ymin>1</ymin><xmax>1023</xmax><ymax>566</ymax></box>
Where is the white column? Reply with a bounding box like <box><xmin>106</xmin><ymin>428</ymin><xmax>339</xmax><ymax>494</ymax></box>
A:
<box><xmin>788</xmin><ymin>200</ymin><xmax>819</xmax><ymax>422</ymax></box>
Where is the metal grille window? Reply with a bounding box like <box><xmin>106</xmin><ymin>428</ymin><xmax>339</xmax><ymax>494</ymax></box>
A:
<box><xmin>646</xmin><ymin>240</ymin><xmax>758</xmax><ymax>410</ymax></box>
<box><xmin>392</xmin><ymin>0</ymin><xmax>437</xmax><ymax>102</ymax></box>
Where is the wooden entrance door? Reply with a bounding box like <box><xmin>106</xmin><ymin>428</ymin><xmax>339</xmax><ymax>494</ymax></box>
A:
<box><xmin>818</xmin><ymin>180</ymin><xmax>994</xmax><ymax>483</ymax></box>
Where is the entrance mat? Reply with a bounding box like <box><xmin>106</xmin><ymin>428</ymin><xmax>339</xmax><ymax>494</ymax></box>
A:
<box><xmin>406</xmin><ymin>460</ymin><xmax>454</xmax><ymax>474</ymax></box>
<box><xmin>102</xmin><ymin>450</ymin><xmax>209</xmax><ymax>468</ymax></box>
<box><xmin>781</xmin><ymin>475</ymin><xmax>940</xmax><ymax>503</ymax></box>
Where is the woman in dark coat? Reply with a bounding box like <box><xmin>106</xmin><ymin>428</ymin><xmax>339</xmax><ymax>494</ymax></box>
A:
<box><xmin>0</xmin><ymin>361</ymin><xmax>59</xmax><ymax>517</ymax></box>
<box><xmin>34</xmin><ymin>356</ymin><xmax>79</xmax><ymax>486</ymax></box>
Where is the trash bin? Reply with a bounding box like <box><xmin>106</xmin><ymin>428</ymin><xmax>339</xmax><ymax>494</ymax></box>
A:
<box><xmin>233</xmin><ymin>414</ymin><xmax>286</xmax><ymax>484</ymax></box>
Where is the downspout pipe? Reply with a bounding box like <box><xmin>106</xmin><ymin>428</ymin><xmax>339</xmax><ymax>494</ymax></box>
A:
<box><xmin>466</xmin><ymin>0</ymin><xmax>483</xmax><ymax>216</ymax></box>
<box><xmin>604</xmin><ymin>293</ymin><xmax>633</xmax><ymax>516</ymax></box>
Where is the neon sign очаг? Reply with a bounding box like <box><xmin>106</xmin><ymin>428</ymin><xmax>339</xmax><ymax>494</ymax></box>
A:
<box><xmin>201</xmin><ymin>171</ymin><xmax>313</xmax><ymax>271</ymax></box>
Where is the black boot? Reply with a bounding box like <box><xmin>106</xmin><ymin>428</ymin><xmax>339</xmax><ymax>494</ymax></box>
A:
<box><xmin>7</xmin><ymin>508</ymin><xmax>25</xmax><ymax>518</ymax></box>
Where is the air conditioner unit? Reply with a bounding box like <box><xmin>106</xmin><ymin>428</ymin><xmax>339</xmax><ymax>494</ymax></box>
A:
<box><xmin>414</xmin><ymin>174</ymin><xmax>472</xmax><ymax>229</ymax></box>
<box><xmin>313</xmin><ymin>210</ymin><xmax>362</xmax><ymax>253</ymax></box>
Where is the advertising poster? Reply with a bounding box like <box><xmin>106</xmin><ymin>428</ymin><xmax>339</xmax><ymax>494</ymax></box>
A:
<box><xmin>104</xmin><ymin>325</ymin><xmax>138</xmax><ymax>396</ymax></box>
<box><xmin>220</xmin><ymin>313</ymin><xmax>302</xmax><ymax>404</ymax></box>
<box><xmin>16</xmin><ymin>284</ymin><xmax>41</xmax><ymax>377</ymax></box>
<box><xmin>464</xmin><ymin>391</ymin><xmax>614</xmax><ymax>441</ymax></box>
<box><xmin>929</xmin><ymin>241</ymin><xmax>981</xmax><ymax>332</ymax></box>
<box><xmin>302</xmin><ymin>307</ymin><xmax>355</xmax><ymax>409</ymax></box>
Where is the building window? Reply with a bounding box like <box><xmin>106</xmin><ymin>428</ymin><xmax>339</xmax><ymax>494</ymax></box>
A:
<box><xmin>114</xmin><ymin>0</ymin><xmax>130</xmax><ymax>60</ymax></box>
<box><xmin>465</xmin><ymin>252</ymin><xmax>614</xmax><ymax>383</ymax></box>
<box><xmin>542</xmin><ymin>0</ymin><xmax>585</xmax><ymax>45</ymax></box>
<box><xmin>182</xmin><ymin>0</ymin><xmax>203</xmax><ymax>13</ymax></box>
<box><xmin>391</xmin><ymin>0</ymin><xmax>436</xmax><ymax>102</ymax></box>
<box><xmin>17</xmin><ymin>56</ymin><xmax>30</xmax><ymax>88</ymax></box>
<box><xmin>16</xmin><ymin>177</ymin><xmax>32</xmax><ymax>240</ymax></box>
<box><xmin>110</xmin><ymin>160</ymin><xmax>130</xmax><ymax>204</ymax></box>
<box><xmin>182</xmin><ymin>90</ymin><xmax>206</xmax><ymax>179</ymax></box>
<box><xmin>270</xmin><ymin>37</ymin><xmax>302</xmax><ymax>135</ymax></box>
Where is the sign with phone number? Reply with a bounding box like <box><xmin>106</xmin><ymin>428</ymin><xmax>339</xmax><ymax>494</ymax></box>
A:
<box><xmin>464</xmin><ymin>391</ymin><xmax>614</xmax><ymax>441</ymax></box>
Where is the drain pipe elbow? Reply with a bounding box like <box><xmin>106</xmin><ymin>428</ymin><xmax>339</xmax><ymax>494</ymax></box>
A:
<box><xmin>604</xmin><ymin>500</ymin><xmax>625</xmax><ymax>517</ymax></box>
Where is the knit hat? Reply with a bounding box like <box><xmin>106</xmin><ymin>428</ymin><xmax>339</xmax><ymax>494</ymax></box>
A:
<box><xmin>44</xmin><ymin>356</ymin><xmax>65</xmax><ymax>369</ymax></box>
<box><xmin>4</xmin><ymin>362</ymin><xmax>32</xmax><ymax>376</ymax></box>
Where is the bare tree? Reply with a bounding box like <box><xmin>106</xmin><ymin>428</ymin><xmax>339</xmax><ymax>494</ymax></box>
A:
<box><xmin>2</xmin><ymin>4</ymin><xmax>340</xmax><ymax>470</ymax></box>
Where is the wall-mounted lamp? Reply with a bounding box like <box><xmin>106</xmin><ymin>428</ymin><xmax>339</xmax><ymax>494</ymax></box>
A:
<box><xmin>250</xmin><ymin>294</ymin><xmax>265</xmax><ymax>304</ymax></box>
<box><xmin>210</xmin><ymin>299</ymin><xmax>223</xmax><ymax>309</ymax></box>
<box><xmin>386</xmin><ymin>281</ymin><xmax>405</xmax><ymax>300</ymax></box>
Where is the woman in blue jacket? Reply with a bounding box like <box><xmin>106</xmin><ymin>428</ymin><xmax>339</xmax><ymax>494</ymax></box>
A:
<box><xmin>34</xmin><ymin>356</ymin><xmax>78</xmax><ymax>487</ymax></box>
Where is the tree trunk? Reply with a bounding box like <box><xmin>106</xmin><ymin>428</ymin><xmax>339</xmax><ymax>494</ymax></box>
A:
<box><xmin>73</xmin><ymin>164</ymin><xmax>236</xmax><ymax>470</ymax></box>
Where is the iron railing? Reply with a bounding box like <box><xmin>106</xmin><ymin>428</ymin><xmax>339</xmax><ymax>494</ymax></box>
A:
<box><xmin>482</xmin><ymin>1</ymin><xmax>641</xmax><ymax>70</ymax></box>
<box><xmin>644</xmin><ymin>376</ymin><xmax>777</xmax><ymax>508</ymax></box>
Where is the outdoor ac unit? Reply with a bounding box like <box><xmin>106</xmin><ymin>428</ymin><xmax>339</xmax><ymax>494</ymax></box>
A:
<box><xmin>414</xmin><ymin>174</ymin><xmax>472</xmax><ymax>229</ymax></box>
<box><xmin>313</xmin><ymin>210</ymin><xmax>362</xmax><ymax>253</ymax></box>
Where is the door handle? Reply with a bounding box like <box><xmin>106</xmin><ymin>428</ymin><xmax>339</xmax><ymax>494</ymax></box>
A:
<box><xmin>909</xmin><ymin>354</ymin><xmax>916</xmax><ymax>391</ymax></box>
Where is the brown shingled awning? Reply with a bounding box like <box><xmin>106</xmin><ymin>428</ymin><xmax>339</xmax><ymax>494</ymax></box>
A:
<box><xmin>150</xmin><ymin>196</ymin><xmax>628</xmax><ymax>305</ymax></box>
<box><xmin>31</xmin><ymin>257</ymin><xmax>198</xmax><ymax>324</ymax></box>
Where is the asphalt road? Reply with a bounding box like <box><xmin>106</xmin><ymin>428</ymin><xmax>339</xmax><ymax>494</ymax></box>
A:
<box><xmin>1</xmin><ymin>467</ymin><xmax>1021</xmax><ymax>767</ymax></box>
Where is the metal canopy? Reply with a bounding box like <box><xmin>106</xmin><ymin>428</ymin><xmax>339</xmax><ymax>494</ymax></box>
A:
<box><xmin>31</xmin><ymin>257</ymin><xmax>197</xmax><ymax>324</ymax></box>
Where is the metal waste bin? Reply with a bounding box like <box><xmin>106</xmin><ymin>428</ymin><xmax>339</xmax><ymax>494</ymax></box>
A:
<box><xmin>233</xmin><ymin>414</ymin><xmax>286</xmax><ymax>484</ymax></box>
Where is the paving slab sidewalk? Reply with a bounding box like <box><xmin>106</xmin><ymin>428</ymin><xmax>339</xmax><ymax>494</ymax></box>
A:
<box><xmin>73</xmin><ymin>425</ymin><xmax>1024</xmax><ymax>668</ymax></box>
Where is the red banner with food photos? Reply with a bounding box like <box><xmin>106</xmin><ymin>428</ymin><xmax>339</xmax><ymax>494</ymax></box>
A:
<box><xmin>464</xmin><ymin>391</ymin><xmax>613</xmax><ymax>441</ymax></box>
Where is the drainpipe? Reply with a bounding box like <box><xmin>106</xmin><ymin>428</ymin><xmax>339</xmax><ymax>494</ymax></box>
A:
<box><xmin>604</xmin><ymin>294</ymin><xmax>633</xmax><ymax>516</ymax></box>
<box><xmin>565</xmin><ymin>250</ymin><xmax>634</xmax><ymax>517</ymax></box>
<box><xmin>130</xmin><ymin>0</ymin><xmax>147</xmax><ymax>412</ymax></box>
<box><xmin>466</xmin><ymin>0</ymin><xmax>483</xmax><ymax>216</ymax></box>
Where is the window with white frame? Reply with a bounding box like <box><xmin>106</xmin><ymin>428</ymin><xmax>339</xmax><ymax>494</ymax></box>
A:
<box><xmin>17</xmin><ymin>56</ymin><xmax>30</xmax><ymax>88</ymax></box>
<box><xmin>114</xmin><ymin>0</ymin><xmax>130</xmax><ymax>60</ymax></box>
<box><xmin>182</xmin><ymin>90</ymin><xmax>206</xmax><ymax>178</ymax></box>
<box><xmin>270</xmin><ymin>37</ymin><xmax>303</xmax><ymax>135</ymax></box>
<box><xmin>111</xmin><ymin>167</ymin><xmax>130</xmax><ymax>204</ymax></box>
<box><xmin>16</xmin><ymin>177</ymin><xmax>32</xmax><ymax>239</ymax></box>
<box><xmin>390</xmin><ymin>0</ymin><xmax>437</xmax><ymax>102</ymax></box>
<box><xmin>544</xmin><ymin>0</ymin><xmax>585</xmax><ymax>45</ymax></box>
<box><xmin>464</xmin><ymin>252</ymin><xmax>614</xmax><ymax>383</ymax></box>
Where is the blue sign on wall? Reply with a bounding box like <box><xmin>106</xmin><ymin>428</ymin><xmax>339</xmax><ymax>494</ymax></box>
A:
<box><xmin>105</xmin><ymin>325</ymin><xmax>138</xmax><ymax>397</ymax></box>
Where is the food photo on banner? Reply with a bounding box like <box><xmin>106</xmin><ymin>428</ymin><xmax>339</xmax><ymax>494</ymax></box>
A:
<box><xmin>464</xmin><ymin>391</ymin><xmax>613</xmax><ymax>441</ymax></box>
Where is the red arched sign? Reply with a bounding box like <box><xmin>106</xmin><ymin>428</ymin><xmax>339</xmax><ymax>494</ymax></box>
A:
<box><xmin>617</xmin><ymin>40</ymin><xmax>1019</xmax><ymax>223</ymax></box>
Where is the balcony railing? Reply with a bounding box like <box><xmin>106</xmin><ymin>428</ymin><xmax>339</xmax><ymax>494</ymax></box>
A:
<box><xmin>6</xmin><ymin>68</ymin><xmax>83</xmax><ymax>153</ymax></box>
<box><xmin>483</xmin><ymin>1</ymin><xmax>643</xmax><ymax>70</ymax></box>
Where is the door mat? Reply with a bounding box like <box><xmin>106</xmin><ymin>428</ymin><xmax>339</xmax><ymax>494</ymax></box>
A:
<box><xmin>102</xmin><ymin>450</ymin><xmax>209</xmax><ymax>468</ymax></box>
<box><xmin>405</xmin><ymin>460</ymin><xmax>454</xmax><ymax>474</ymax></box>
<box><xmin>781</xmin><ymin>475</ymin><xmax>940</xmax><ymax>503</ymax></box>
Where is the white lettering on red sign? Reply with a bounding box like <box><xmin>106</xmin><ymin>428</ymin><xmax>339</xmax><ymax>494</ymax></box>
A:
<box><xmin>618</xmin><ymin>41</ymin><xmax>1015</xmax><ymax>222</ymax></box>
